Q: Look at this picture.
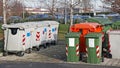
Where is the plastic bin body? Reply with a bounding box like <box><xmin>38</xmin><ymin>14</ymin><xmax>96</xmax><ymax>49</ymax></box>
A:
<box><xmin>109</xmin><ymin>30</ymin><xmax>120</xmax><ymax>59</ymax></box>
<box><xmin>46</xmin><ymin>26</ymin><xmax>52</xmax><ymax>43</ymax></box>
<box><xmin>4</xmin><ymin>28</ymin><xmax>24</xmax><ymax>51</ymax></box>
<box><xmin>29</xmin><ymin>22</ymin><xmax>48</xmax><ymax>47</ymax></box>
<box><xmin>85</xmin><ymin>33</ymin><xmax>103</xmax><ymax>64</ymax></box>
<box><xmin>32</xmin><ymin>27</ymin><xmax>43</xmax><ymax>47</ymax></box>
<box><xmin>49</xmin><ymin>21</ymin><xmax>59</xmax><ymax>43</ymax></box>
<box><xmin>65</xmin><ymin>32</ymin><xmax>80</xmax><ymax>62</ymax></box>
<box><xmin>3</xmin><ymin>23</ymin><xmax>32</xmax><ymax>52</ymax></box>
<box><xmin>70</xmin><ymin>23</ymin><xmax>103</xmax><ymax>53</ymax></box>
<box><xmin>43</xmin><ymin>21</ymin><xmax>59</xmax><ymax>44</ymax></box>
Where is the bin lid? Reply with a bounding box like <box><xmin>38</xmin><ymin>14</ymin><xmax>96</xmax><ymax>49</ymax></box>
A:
<box><xmin>65</xmin><ymin>32</ymin><xmax>81</xmax><ymax>38</ymax></box>
<box><xmin>2</xmin><ymin>23</ymin><xmax>32</xmax><ymax>29</ymax></box>
<box><xmin>109</xmin><ymin>30</ymin><xmax>120</xmax><ymax>35</ymax></box>
<box><xmin>86</xmin><ymin>17</ymin><xmax>112</xmax><ymax>25</ymax></box>
<box><xmin>36</xmin><ymin>21</ymin><xmax>50</xmax><ymax>27</ymax></box>
<box><xmin>42</xmin><ymin>21</ymin><xmax>59</xmax><ymax>25</ymax></box>
<box><xmin>85</xmin><ymin>32</ymin><xmax>103</xmax><ymax>38</ymax></box>
<box><xmin>102</xmin><ymin>26</ymin><xmax>111</xmax><ymax>33</ymax></box>
<box><xmin>112</xmin><ymin>21</ymin><xmax>120</xmax><ymax>25</ymax></box>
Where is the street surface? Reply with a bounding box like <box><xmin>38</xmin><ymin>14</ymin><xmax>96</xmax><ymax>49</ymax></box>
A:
<box><xmin>0</xmin><ymin>62</ymin><xmax>120</xmax><ymax>68</ymax></box>
<box><xmin>0</xmin><ymin>40</ymin><xmax>120</xmax><ymax>67</ymax></box>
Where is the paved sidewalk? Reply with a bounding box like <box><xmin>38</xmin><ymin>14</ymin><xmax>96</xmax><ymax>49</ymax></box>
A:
<box><xmin>0</xmin><ymin>40</ymin><xmax>120</xmax><ymax>67</ymax></box>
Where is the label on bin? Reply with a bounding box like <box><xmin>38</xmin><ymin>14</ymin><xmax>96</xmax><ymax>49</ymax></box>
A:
<box><xmin>52</xmin><ymin>28</ymin><xmax>55</xmax><ymax>32</ymax></box>
<box><xmin>27</xmin><ymin>32</ymin><xmax>31</xmax><ymax>37</ymax></box>
<box><xmin>44</xmin><ymin>28</ymin><xmax>47</xmax><ymax>32</ymax></box>
<box><xmin>69</xmin><ymin>38</ymin><xmax>75</xmax><ymax>47</ymax></box>
<box><xmin>88</xmin><ymin>38</ymin><xmax>95</xmax><ymax>48</ymax></box>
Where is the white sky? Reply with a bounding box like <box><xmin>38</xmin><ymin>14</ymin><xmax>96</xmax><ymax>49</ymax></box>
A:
<box><xmin>91</xmin><ymin>0</ymin><xmax>103</xmax><ymax>11</ymax></box>
<box><xmin>23</xmin><ymin>0</ymin><xmax>104</xmax><ymax>11</ymax></box>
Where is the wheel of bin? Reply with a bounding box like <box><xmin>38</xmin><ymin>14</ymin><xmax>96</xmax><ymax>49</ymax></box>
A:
<box><xmin>101</xmin><ymin>56</ymin><xmax>104</xmax><ymax>62</ymax></box>
<box><xmin>36</xmin><ymin>46</ymin><xmax>40</xmax><ymax>51</ymax></box>
<box><xmin>3</xmin><ymin>51</ymin><xmax>8</xmax><ymax>56</ymax></box>
<box><xmin>26</xmin><ymin>48</ymin><xmax>32</xmax><ymax>54</ymax></box>
<box><xmin>53</xmin><ymin>41</ymin><xmax>57</xmax><ymax>45</ymax></box>
<box><xmin>107</xmin><ymin>53</ymin><xmax>112</xmax><ymax>58</ymax></box>
<box><xmin>17</xmin><ymin>51</ymin><xmax>24</xmax><ymax>57</ymax></box>
<box><xmin>47</xmin><ymin>43</ymin><xmax>51</xmax><ymax>47</ymax></box>
<box><xmin>43</xmin><ymin>43</ymin><xmax>47</xmax><ymax>49</ymax></box>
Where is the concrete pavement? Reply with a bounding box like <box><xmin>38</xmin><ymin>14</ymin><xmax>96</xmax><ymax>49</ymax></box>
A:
<box><xmin>0</xmin><ymin>62</ymin><xmax>120</xmax><ymax>68</ymax></box>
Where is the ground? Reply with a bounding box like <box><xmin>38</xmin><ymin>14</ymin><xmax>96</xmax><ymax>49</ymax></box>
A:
<box><xmin>1</xmin><ymin>24</ymin><xmax>120</xmax><ymax>67</ymax></box>
<box><xmin>0</xmin><ymin>40</ymin><xmax>120</xmax><ymax>67</ymax></box>
<box><xmin>0</xmin><ymin>40</ymin><xmax>66</xmax><ymax>63</ymax></box>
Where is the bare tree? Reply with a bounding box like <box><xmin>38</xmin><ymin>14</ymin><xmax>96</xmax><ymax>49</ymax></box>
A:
<box><xmin>102</xmin><ymin>0</ymin><xmax>120</xmax><ymax>13</ymax></box>
<box><xmin>38</xmin><ymin>0</ymin><xmax>59</xmax><ymax>19</ymax></box>
<box><xmin>0</xmin><ymin>0</ymin><xmax>3</xmax><ymax>16</ymax></box>
<box><xmin>60</xmin><ymin>0</ymin><xmax>82</xmax><ymax>25</ymax></box>
<box><xmin>82</xmin><ymin>0</ymin><xmax>91</xmax><ymax>13</ymax></box>
<box><xmin>8</xmin><ymin>0</ymin><xmax>24</xmax><ymax>16</ymax></box>
<box><xmin>1</xmin><ymin>0</ymin><xmax>25</xmax><ymax>24</ymax></box>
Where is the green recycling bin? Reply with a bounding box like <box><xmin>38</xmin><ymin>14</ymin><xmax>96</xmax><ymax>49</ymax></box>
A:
<box><xmin>85</xmin><ymin>33</ymin><xmax>103</xmax><ymax>64</ymax></box>
<box><xmin>65</xmin><ymin>32</ymin><xmax>80</xmax><ymax>62</ymax></box>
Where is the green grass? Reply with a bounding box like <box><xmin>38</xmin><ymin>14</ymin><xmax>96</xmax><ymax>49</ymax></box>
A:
<box><xmin>58</xmin><ymin>24</ymin><xmax>69</xmax><ymax>40</ymax></box>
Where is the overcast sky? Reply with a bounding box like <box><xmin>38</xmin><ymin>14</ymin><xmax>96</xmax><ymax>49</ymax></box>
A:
<box><xmin>91</xmin><ymin>0</ymin><xmax>103</xmax><ymax>11</ymax></box>
<box><xmin>23</xmin><ymin>0</ymin><xmax>104</xmax><ymax>11</ymax></box>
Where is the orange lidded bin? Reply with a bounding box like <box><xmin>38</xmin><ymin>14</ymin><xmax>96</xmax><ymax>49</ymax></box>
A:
<box><xmin>70</xmin><ymin>22</ymin><xmax>103</xmax><ymax>53</ymax></box>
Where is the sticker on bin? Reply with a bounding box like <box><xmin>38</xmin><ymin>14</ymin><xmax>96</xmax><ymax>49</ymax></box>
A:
<box><xmin>88</xmin><ymin>38</ymin><xmax>95</xmax><ymax>48</ymax></box>
<box><xmin>69</xmin><ymin>38</ymin><xmax>75</xmax><ymax>47</ymax></box>
<box><xmin>52</xmin><ymin>28</ymin><xmax>55</xmax><ymax>32</ymax></box>
<box><xmin>27</xmin><ymin>32</ymin><xmax>31</xmax><ymax>37</ymax></box>
<box><xmin>44</xmin><ymin>28</ymin><xmax>47</xmax><ymax>32</ymax></box>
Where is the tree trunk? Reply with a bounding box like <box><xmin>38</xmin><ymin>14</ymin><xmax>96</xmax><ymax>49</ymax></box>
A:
<box><xmin>64</xmin><ymin>7</ymin><xmax>67</xmax><ymax>24</ymax></box>
<box><xmin>70</xmin><ymin>7</ymin><xmax>73</xmax><ymax>26</ymax></box>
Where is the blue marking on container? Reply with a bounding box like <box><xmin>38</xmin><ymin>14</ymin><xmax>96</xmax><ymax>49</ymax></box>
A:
<box><xmin>52</xmin><ymin>28</ymin><xmax>55</xmax><ymax>32</ymax></box>
<box><xmin>27</xmin><ymin>32</ymin><xmax>31</xmax><ymax>37</ymax></box>
<box><xmin>44</xmin><ymin>28</ymin><xmax>47</xmax><ymax>32</ymax></box>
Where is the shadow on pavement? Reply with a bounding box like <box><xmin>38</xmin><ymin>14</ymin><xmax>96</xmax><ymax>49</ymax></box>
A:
<box><xmin>36</xmin><ymin>40</ymin><xmax>67</xmax><ymax>62</ymax></box>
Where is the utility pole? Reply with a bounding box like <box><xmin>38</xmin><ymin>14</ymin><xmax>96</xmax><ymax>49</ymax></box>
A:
<box><xmin>94</xmin><ymin>0</ymin><xmax>97</xmax><ymax>16</ymax></box>
<box><xmin>3</xmin><ymin>0</ymin><xmax>7</xmax><ymax>24</ymax></box>
<box><xmin>64</xmin><ymin>0</ymin><xmax>67</xmax><ymax>24</ymax></box>
<box><xmin>70</xmin><ymin>0</ymin><xmax>73</xmax><ymax>26</ymax></box>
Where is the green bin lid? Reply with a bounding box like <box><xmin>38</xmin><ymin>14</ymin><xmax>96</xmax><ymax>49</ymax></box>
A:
<box><xmin>86</xmin><ymin>17</ymin><xmax>112</xmax><ymax>25</ymax></box>
<box><xmin>65</xmin><ymin>32</ymin><xmax>80</xmax><ymax>38</ymax></box>
<box><xmin>112</xmin><ymin>21</ymin><xmax>120</xmax><ymax>25</ymax></box>
<box><xmin>102</xmin><ymin>26</ymin><xmax>111</xmax><ymax>32</ymax></box>
<box><xmin>85</xmin><ymin>32</ymin><xmax>102</xmax><ymax>38</ymax></box>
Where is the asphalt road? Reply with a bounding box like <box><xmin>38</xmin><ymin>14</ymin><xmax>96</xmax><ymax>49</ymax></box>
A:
<box><xmin>0</xmin><ymin>62</ymin><xmax>119</xmax><ymax>68</ymax></box>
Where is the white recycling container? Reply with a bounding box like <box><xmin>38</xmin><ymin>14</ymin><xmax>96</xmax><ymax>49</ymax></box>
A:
<box><xmin>39</xmin><ymin>21</ymin><xmax>52</xmax><ymax>45</ymax></box>
<box><xmin>2</xmin><ymin>23</ymin><xmax>33</xmax><ymax>56</ymax></box>
<box><xmin>109</xmin><ymin>30</ymin><xmax>120</xmax><ymax>59</ymax></box>
<box><xmin>43</xmin><ymin>21</ymin><xmax>59</xmax><ymax>45</ymax></box>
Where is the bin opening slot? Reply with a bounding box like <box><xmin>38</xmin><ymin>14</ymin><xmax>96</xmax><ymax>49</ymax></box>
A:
<box><xmin>9</xmin><ymin>28</ymin><xmax>19</xmax><ymax>35</ymax></box>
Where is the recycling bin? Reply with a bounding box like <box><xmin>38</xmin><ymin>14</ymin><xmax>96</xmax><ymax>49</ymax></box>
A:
<box><xmin>44</xmin><ymin>21</ymin><xmax>59</xmax><ymax>45</ymax></box>
<box><xmin>42</xmin><ymin>21</ymin><xmax>59</xmax><ymax>45</ymax></box>
<box><xmin>65</xmin><ymin>32</ymin><xmax>80</xmax><ymax>62</ymax></box>
<box><xmin>2</xmin><ymin>23</ymin><xmax>33</xmax><ymax>56</ymax></box>
<box><xmin>32</xmin><ymin>22</ymin><xmax>49</xmax><ymax>49</ymax></box>
<box><xmin>85</xmin><ymin>33</ymin><xmax>103</xmax><ymax>64</ymax></box>
<box><xmin>109</xmin><ymin>30</ymin><xmax>120</xmax><ymax>59</ymax></box>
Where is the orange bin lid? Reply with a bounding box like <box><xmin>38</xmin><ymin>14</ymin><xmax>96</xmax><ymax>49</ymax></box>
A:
<box><xmin>70</xmin><ymin>22</ymin><xmax>103</xmax><ymax>32</ymax></box>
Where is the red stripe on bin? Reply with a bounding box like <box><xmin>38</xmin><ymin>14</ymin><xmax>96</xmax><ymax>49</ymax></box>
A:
<box><xmin>96</xmin><ymin>50</ymin><xmax>100</xmax><ymax>54</ymax></box>
<box><xmin>23</xmin><ymin>35</ymin><xmax>25</xmax><ymax>37</ymax></box>
<box><xmin>22</xmin><ymin>38</ymin><xmax>25</xmax><ymax>42</ymax></box>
